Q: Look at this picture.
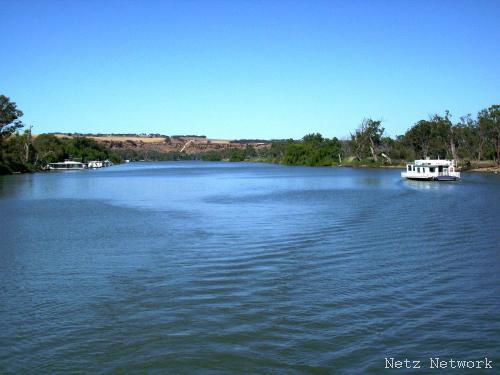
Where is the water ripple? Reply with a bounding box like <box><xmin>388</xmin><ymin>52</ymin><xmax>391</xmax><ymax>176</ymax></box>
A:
<box><xmin>1</xmin><ymin>163</ymin><xmax>499</xmax><ymax>373</ymax></box>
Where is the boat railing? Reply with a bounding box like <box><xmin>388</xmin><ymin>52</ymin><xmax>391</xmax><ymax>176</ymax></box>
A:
<box><xmin>438</xmin><ymin>171</ymin><xmax>460</xmax><ymax>176</ymax></box>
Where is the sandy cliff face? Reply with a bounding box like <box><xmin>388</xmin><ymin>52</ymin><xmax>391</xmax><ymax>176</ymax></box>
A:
<box><xmin>52</xmin><ymin>134</ymin><xmax>270</xmax><ymax>154</ymax></box>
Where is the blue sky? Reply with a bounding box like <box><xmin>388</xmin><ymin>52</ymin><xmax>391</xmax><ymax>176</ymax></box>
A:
<box><xmin>1</xmin><ymin>0</ymin><xmax>499</xmax><ymax>139</ymax></box>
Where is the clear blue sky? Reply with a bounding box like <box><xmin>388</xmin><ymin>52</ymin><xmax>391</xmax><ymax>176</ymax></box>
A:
<box><xmin>1</xmin><ymin>0</ymin><xmax>499</xmax><ymax>139</ymax></box>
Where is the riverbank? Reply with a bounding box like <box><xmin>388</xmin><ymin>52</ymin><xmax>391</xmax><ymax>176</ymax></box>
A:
<box><xmin>335</xmin><ymin>163</ymin><xmax>500</xmax><ymax>173</ymax></box>
<box><xmin>336</xmin><ymin>164</ymin><xmax>499</xmax><ymax>173</ymax></box>
<box><xmin>469</xmin><ymin>166</ymin><xmax>500</xmax><ymax>173</ymax></box>
<box><xmin>4</xmin><ymin>159</ymin><xmax>500</xmax><ymax>175</ymax></box>
<box><xmin>321</xmin><ymin>164</ymin><xmax>498</xmax><ymax>173</ymax></box>
<box><xmin>462</xmin><ymin>161</ymin><xmax>500</xmax><ymax>174</ymax></box>
<box><xmin>259</xmin><ymin>159</ymin><xmax>500</xmax><ymax>174</ymax></box>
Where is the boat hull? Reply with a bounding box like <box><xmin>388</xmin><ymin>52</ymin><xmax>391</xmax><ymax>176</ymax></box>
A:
<box><xmin>404</xmin><ymin>176</ymin><xmax>459</xmax><ymax>181</ymax></box>
<box><xmin>405</xmin><ymin>177</ymin><xmax>434</xmax><ymax>181</ymax></box>
<box><xmin>435</xmin><ymin>175</ymin><xmax>459</xmax><ymax>181</ymax></box>
<box><xmin>49</xmin><ymin>168</ymin><xmax>86</xmax><ymax>171</ymax></box>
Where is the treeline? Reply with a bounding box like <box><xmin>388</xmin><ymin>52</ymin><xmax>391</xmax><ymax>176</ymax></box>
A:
<box><xmin>111</xmin><ymin>145</ymin><xmax>259</xmax><ymax>163</ymax></box>
<box><xmin>1</xmin><ymin>93</ymin><xmax>498</xmax><ymax>174</ymax></box>
<box><xmin>1</xmin><ymin>95</ymin><xmax>122</xmax><ymax>173</ymax></box>
<box><xmin>190</xmin><ymin>105</ymin><xmax>499</xmax><ymax>168</ymax></box>
<box><xmin>0</xmin><ymin>132</ymin><xmax>122</xmax><ymax>174</ymax></box>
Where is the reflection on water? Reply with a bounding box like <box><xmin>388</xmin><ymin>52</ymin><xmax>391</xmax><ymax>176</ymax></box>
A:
<box><xmin>0</xmin><ymin>162</ymin><xmax>499</xmax><ymax>373</ymax></box>
<box><xmin>403</xmin><ymin>179</ymin><xmax>458</xmax><ymax>191</ymax></box>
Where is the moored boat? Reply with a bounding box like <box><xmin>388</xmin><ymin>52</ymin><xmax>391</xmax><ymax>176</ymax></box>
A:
<box><xmin>87</xmin><ymin>160</ymin><xmax>104</xmax><ymax>168</ymax></box>
<box><xmin>401</xmin><ymin>158</ymin><xmax>460</xmax><ymax>181</ymax></box>
<box><xmin>47</xmin><ymin>160</ymin><xmax>86</xmax><ymax>171</ymax></box>
<box><xmin>87</xmin><ymin>160</ymin><xmax>112</xmax><ymax>168</ymax></box>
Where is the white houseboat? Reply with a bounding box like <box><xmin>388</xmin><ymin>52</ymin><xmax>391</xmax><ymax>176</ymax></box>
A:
<box><xmin>401</xmin><ymin>158</ymin><xmax>460</xmax><ymax>181</ymax></box>
<box><xmin>47</xmin><ymin>160</ymin><xmax>86</xmax><ymax>171</ymax></box>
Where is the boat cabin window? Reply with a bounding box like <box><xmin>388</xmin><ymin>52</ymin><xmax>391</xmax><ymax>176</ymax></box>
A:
<box><xmin>430</xmin><ymin>167</ymin><xmax>435</xmax><ymax>172</ymax></box>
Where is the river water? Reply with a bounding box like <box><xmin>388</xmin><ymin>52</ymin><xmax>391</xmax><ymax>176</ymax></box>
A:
<box><xmin>1</xmin><ymin>162</ymin><xmax>499</xmax><ymax>372</ymax></box>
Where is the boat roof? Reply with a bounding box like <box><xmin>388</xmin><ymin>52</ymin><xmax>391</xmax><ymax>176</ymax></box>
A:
<box><xmin>411</xmin><ymin>159</ymin><xmax>454</xmax><ymax>166</ymax></box>
<box><xmin>49</xmin><ymin>161</ymin><xmax>84</xmax><ymax>165</ymax></box>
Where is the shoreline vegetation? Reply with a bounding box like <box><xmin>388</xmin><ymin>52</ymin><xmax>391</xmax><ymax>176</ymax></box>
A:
<box><xmin>1</xmin><ymin>94</ymin><xmax>499</xmax><ymax>175</ymax></box>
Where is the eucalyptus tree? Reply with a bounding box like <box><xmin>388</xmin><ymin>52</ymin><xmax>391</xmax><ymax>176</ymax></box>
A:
<box><xmin>454</xmin><ymin>114</ymin><xmax>479</xmax><ymax>160</ymax></box>
<box><xmin>430</xmin><ymin>112</ymin><xmax>456</xmax><ymax>160</ymax></box>
<box><xmin>478</xmin><ymin>105</ymin><xmax>499</xmax><ymax>164</ymax></box>
<box><xmin>351</xmin><ymin>119</ymin><xmax>384</xmax><ymax>161</ymax></box>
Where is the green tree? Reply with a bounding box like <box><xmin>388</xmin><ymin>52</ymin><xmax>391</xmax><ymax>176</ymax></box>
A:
<box><xmin>351</xmin><ymin>119</ymin><xmax>384</xmax><ymax>161</ymax></box>
<box><xmin>282</xmin><ymin>134</ymin><xmax>342</xmax><ymax>166</ymax></box>
<box><xmin>405</xmin><ymin>112</ymin><xmax>455</xmax><ymax>160</ymax></box>
<box><xmin>478</xmin><ymin>105</ymin><xmax>500</xmax><ymax>165</ymax></box>
<box><xmin>388</xmin><ymin>135</ymin><xmax>415</xmax><ymax>161</ymax></box>
<box><xmin>201</xmin><ymin>150</ymin><xmax>222</xmax><ymax>161</ymax></box>
<box><xmin>302</xmin><ymin>133</ymin><xmax>324</xmax><ymax>147</ymax></box>
<box><xmin>429</xmin><ymin>112</ymin><xmax>455</xmax><ymax>160</ymax></box>
<box><xmin>405</xmin><ymin>120</ymin><xmax>432</xmax><ymax>158</ymax></box>
<box><xmin>244</xmin><ymin>144</ymin><xmax>257</xmax><ymax>159</ymax></box>
<box><xmin>33</xmin><ymin>134</ymin><xmax>66</xmax><ymax>165</ymax></box>
<box><xmin>454</xmin><ymin>115</ymin><xmax>479</xmax><ymax>161</ymax></box>
<box><xmin>0</xmin><ymin>95</ymin><xmax>25</xmax><ymax>172</ymax></box>
<box><xmin>0</xmin><ymin>95</ymin><xmax>24</xmax><ymax>138</ymax></box>
<box><xmin>229</xmin><ymin>148</ymin><xmax>245</xmax><ymax>162</ymax></box>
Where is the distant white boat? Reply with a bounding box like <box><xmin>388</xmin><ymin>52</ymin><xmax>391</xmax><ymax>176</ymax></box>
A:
<box><xmin>87</xmin><ymin>160</ymin><xmax>113</xmax><ymax>168</ymax></box>
<box><xmin>48</xmin><ymin>160</ymin><xmax>86</xmax><ymax>171</ymax></box>
<box><xmin>88</xmin><ymin>160</ymin><xmax>103</xmax><ymax>168</ymax></box>
<box><xmin>401</xmin><ymin>158</ymin><xmax>460</xmax><ymax>181</ymax></box>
